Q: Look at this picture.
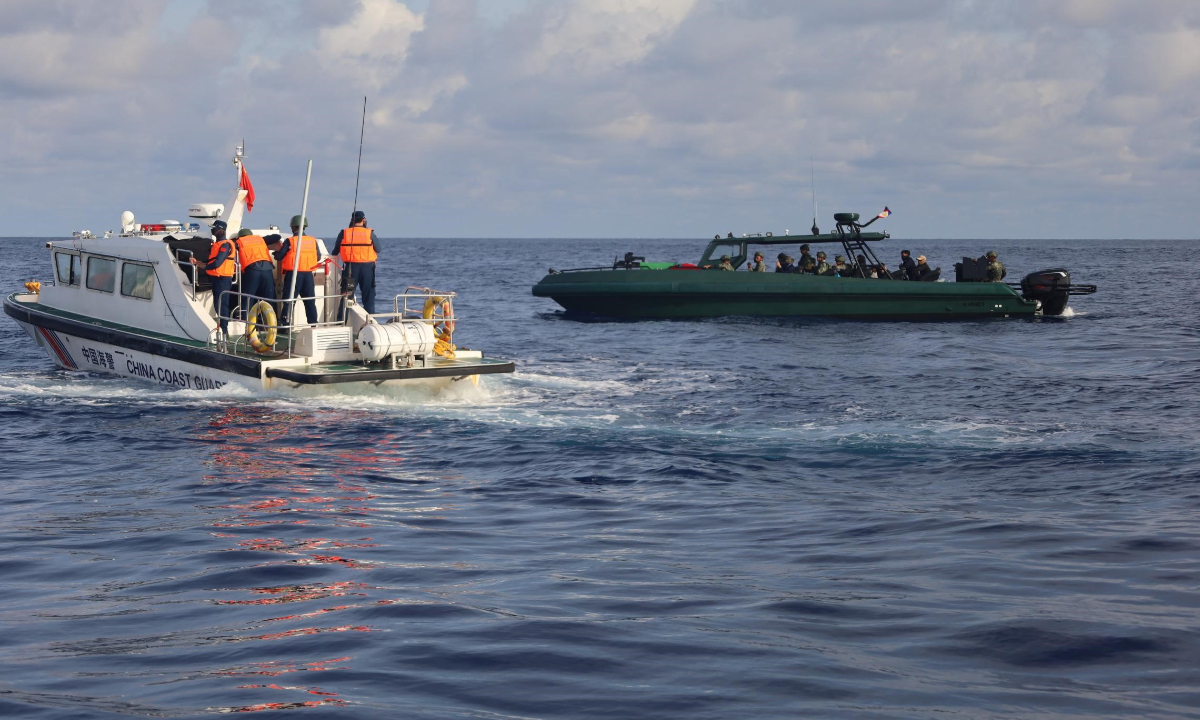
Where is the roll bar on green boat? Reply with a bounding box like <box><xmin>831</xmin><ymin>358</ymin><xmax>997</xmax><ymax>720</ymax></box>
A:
<box><xmin>545</xmin><ymin>210</ymin><xmax>893</xmax><ymax>276</ymax></box>
<box><xmin>697</xmin><ymin>212</ymin><xmax>890</xmax><ymax>272</ymax></box>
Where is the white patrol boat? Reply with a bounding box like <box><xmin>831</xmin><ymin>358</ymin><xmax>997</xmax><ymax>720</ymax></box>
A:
<box><xmin>4</xmin><ymin>146</ymin><xmax>514</xmax><ymax>392</ymax></box>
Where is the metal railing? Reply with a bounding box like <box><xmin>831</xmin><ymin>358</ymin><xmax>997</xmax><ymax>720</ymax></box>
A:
<box><xmin>177</xmin><ymin>250</ymin><xmax>243</xmax><ymax>302</ymax></box>
<box><xmin>208</xmin><ymin>289</ymin><xmax>346</xmax><ymax>357</ymax></box>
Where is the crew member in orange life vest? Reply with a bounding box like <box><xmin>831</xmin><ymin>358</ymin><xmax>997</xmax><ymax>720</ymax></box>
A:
<box><xmin>331</xmin><ymin>210</ymin><xmax>378</xmax><ymax>315</ymax></box>
<box><xmin>234</xmin><ymin>228</ymin><xmax>274</xmax><ymax>317</ymax></box>
<box><xmin>272</xmin><ymin>214</ymin><xmax>320</xmax><ymax>326</ymax></box>
<box><xmin>190</xmin><ymin>219</ymin><xmax>235</xmax><ymax>335</ymax></box>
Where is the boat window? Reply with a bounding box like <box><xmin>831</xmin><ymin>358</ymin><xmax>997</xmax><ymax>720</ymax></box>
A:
<box><xmin>121</xmin><ymin>263</ymin><xmax>155</xmax><ymax>300</ymax></box>
<box><xmin>701</xmin><ymin>241</ymin><xmax>744</xmax><ymax>264</ymax></box>
<box><xmin>55</xmin><ymin>252</ymin><xmax>81</xmax><ymax>286</ymax></box>
<box><xmin>86</xmin><ymin>256</ymin><xmax>116</xmax><ymax>293</ymax></box>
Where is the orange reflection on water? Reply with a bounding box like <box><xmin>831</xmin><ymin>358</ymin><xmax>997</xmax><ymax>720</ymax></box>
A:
<box><xmin>214</xmin><ymin>581</ymin><xmax>367</xmax><ymax>606</ymax></box>
<box><xmin>196</xmin><ymin>407</ymin><xmax>420</xmax><ymax>713</ymax></box>
<box><xmin>213</xmin><ymin>656</ymin><xmax>352</xmax><ymax>678</ymax></box>
<box><xmin>248</xmin><ymin>624</ymin><xmax>373</xmax><ymax>642</ymax></box>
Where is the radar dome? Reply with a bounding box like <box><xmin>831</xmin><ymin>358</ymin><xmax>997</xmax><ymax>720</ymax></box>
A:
<box><xmin>120</xmin><ymin>211</ymin><xmax>135</xmax><ymax>232</ymax></box>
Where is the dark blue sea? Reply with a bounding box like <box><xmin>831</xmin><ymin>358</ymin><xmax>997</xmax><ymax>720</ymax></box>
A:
<box><xmin>1</xmin><ymin>236</ymin><xmax>1198</xmax><ymax>719</ymax></box>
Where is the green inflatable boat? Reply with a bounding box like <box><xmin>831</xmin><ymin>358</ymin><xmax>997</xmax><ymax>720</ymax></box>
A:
<box><xmin>532</xmin><ymin>212</ymin><xmax>1096</xmax><ymax>320</ymax></box>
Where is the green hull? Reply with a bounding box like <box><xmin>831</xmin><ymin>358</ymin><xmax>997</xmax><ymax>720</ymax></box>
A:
<box><xmin>532</xmin><ymin>270</ymin><xmax>1039</xmax><ymax>319</ymax></box>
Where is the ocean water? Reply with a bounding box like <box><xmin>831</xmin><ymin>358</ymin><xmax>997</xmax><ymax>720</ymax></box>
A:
<box><xmin>1</xmin><ymin>236</ymin><xmax>1198</xmax><ymax>719</ymax></box>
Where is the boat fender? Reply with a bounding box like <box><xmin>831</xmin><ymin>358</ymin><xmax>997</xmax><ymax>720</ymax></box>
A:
<box><xmin>246</xmin><ymin>300</ymin><xmax>278</xmax><ymax>354</ymax></box>
<box><xmin>24</xmin><ymin>281</ymin><xmax>41</xmax><ymax>294</ymax></box>
<box><xmin>422</xmin><ymin>296</ymin><xmax>456</xmax><ymax>358</ymax></box>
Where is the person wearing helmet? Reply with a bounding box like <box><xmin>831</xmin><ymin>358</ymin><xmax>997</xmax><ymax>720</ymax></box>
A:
<box><xmin>797</xmin><ymin>243</ymin><xmax>813</xmax><ymax>270</ymax></box>
<box><xmin>234</xmin><ymin>228</ymin><xmax>274</xmax><ymax>318</ymax></box>
<box><xmin>814</xmin><ymin>251</ymin><xmax>831</xmax><ymax>275</ymax></box>
<box><xmin>718</xmin><ymin>254</ymin><xmax>735</xmax><ymax>271</ymax></box>
<box><xmin>985</xmin><ymin>250</ymin><xmax>1006</xmax><ymax>282</ymax></box>
<box><xmin>273</xmin><ymin>215</ymin><xmax>320</xmax><ymax>325</ymax></box>
<box><xmin>833</xmin><ymin>254</ymin><xmax>849</xmax><ymax>276</ymax></box>
<box><xmin>775</xmin><ymin>253</ymin><xmax>795</xmax><ymax>273</ymax></box>
<box><xmin>331</xmin><ymin>209</ymin><xmax>379</xmax><ymax>317</ymax></box>
<box><xmin>190</xmin><ymin>219</ymin><xmax>234</xmax><ymax>336</ymax></box>
<box><xmin>748</xmin><ymin>251</ymin><xmax>766</xmax><ymax>272</ymax></box>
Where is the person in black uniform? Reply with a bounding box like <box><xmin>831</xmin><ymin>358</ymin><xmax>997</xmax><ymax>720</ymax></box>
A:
<box><xmin>900</xmin><ymin>250</ymin><xmax>919</xmax><ymax>280</ymax></box>
<box><xmin>914</xmin><ymin>254</ymin><xmax>933</xmax><ymax>279</ymax></box>
<box><xmin>775</xmin><ymin>253</ymin><xmax>795</xmax><ymax>273</ymax></box>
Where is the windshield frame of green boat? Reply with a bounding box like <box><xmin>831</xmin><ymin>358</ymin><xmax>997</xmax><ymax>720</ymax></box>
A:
<box><xmin>697</xmin><ymin>231</ymin><xmax>887</xmax><ymax>268</ymax></box>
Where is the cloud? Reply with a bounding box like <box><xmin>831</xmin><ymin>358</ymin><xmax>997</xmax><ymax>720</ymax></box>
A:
<box><xmin>0</xmin><ymin>0</ymin><xmax>1198</xmax><ymax>239</ymax></box>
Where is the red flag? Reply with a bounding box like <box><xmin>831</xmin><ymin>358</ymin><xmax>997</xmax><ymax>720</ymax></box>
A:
<box><xmin>239</xmin><ymin>165</ymin><xmax>255</xmax><ymax>212</ymax></box>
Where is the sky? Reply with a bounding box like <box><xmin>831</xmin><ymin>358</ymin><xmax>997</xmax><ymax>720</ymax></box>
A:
<box><xmin>2</xmin><ymin>0</ymin><xmax>1198</xmax><ymax>239</ymax></box>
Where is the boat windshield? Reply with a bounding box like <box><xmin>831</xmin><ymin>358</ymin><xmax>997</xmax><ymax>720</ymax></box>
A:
<box><xmin>699</xmin><ymin>241</ymin><xmax>745</xmax><ymax>267</ymax></box>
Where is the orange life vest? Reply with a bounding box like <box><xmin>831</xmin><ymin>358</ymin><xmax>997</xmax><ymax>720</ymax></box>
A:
<box><xmin>235</xmin><ymin>234</ymin><xmax>271</xmax><ymax>270</ymax></box>
<box><xmin>280</xmin><ymin>235</ymin><xmax>319</xmax><ymax>272</ymax></box>
<box><xmin>205</xmin><ymin>238</ymin><xmax>236</xmax><ymax>277</ymax></box>
<box><xmin>339</xmin><ymin>226</ymin><xmax>377</xmax><ymax>263</ymax></box>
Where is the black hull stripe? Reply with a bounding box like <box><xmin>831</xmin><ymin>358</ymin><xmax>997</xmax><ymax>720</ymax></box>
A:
<box><xmin>266</xmin><ymin>362</ymin><xmax>516</xmax><ymax>385</ymax></box>
<box><xmin>5</xmin><ymin>299</ymin><xmax>262</xmax><ymax>379</ymax></box>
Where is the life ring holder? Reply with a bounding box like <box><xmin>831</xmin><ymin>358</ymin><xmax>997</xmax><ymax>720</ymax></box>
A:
<box><xmin>421</xmin><ymin>295</ymin><xmax>456</xmax><ymax>358</ymax></box>
<box><xmin>246</xmin><ymin>300</ymin><xmax>278</xmax><ymax>354</ymax></box>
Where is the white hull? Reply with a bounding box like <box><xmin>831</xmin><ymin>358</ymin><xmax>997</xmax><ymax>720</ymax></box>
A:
<box><xmin>15</xmin><ymin>318</ymin><xmax>458</xmax><ymax>393</ymax></box>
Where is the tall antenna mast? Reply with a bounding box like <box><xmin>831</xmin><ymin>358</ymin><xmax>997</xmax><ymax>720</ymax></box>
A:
<box><xmin>810</xmin><ymin>157</ymin><xmax>819</xmax><ymax>235</ymax></box>
<box><xmin>352</xmin><ymin>96</ymin><xmax>367</xmax><ymax>216</ymax></box>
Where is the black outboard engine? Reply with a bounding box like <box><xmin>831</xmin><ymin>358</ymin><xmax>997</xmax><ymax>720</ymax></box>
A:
<box><xmin>614</xmin><ymin>251</ymin><xmax>645</xmax><ymax>270</ymax></box>
<box><xmin>1020</xmin><ymin>269</ymin><xmax>1070</xmax><ymax>315</ymax></box>
<box><xmin>1019</xmin><ymin>268</ymin><xmax>1097</xmax><ymax>316</ymax></box>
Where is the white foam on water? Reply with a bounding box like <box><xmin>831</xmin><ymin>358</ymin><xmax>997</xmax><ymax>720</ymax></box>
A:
<box><xmin>0</xmin><ymin>365</ymin><xmax>1097</xmax><ymax>450</ymax></box>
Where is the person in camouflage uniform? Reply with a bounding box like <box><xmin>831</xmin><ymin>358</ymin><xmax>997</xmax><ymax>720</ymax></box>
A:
<box><xmin>814</xmin><ymin>251</ymin><xmax>831</xmax><ymax>275</ymax></box>
<box><xmin>718</xmin><ymin>254</ymin><xmax>735</xmax><ymax>271</ymax></box>
<box><xmin>985</xmin><ymin>250</ymin><xmax>1006</xmax><ymax>282</ymax></box>
<box><xmin>797</xmin><ymin>243</ymin><xmax>814</xmax><ymax>269</ymax></box>
<box><xmin>748</xmin><ymin>252</ymin><xmax>766</xmax><ymax>272</ymax></box>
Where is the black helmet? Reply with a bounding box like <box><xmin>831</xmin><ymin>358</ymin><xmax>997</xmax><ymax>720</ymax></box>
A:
<box><xmin>778</xmin><ymin>252</ymin><xmax>788</xmax><ymax>261</ymax></box>
<box><xmin>800</xmin><ymin>244</ymin><xmax>810</xmax><ymax>252</ymax></box>
<box><xmin>351</xmin><ymin>210</ymin><xmax>366</xmax><ymax>224</ymax></box>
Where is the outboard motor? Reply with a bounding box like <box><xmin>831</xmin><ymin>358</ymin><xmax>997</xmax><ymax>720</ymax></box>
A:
<box><xmin>1019</xmin><ymin>268</ymin><xmax>1096</xmax><ymax>316</ymax></box>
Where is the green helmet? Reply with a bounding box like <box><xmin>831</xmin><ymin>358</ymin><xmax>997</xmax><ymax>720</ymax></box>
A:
<box><xmin>986</xmin><ymin>250</ymin><xmax>998</xmax><ymax>259</ymax></box>
<box><xmin>290</xmin><ymin>214</ymin><xmax>308</xmax><ymax>229</ymax></box>
<box><xmin>816</xmin><ymin>251</ymin><xmax>826</xmax><ymax>259</ymax></box>
<box><xmin>720</xmin><ymin>254</ymin><xmax>731</xmax><ymax>261</ymax></box>
<box><xmin>835</xmin><ymin>255</ymin><xmax>846</xmax><ymax>263</ymax></box>
<box><xmin>237</xmin><ymin>228</ymin><xmax>253</xmax><ymax>237</ymax></box>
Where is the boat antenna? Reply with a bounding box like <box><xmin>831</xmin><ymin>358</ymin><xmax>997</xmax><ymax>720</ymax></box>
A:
<box><xmin>352</xmin><ymin>96</ymin><xmax>367</xmax><ymax>217</ymax></box>
<box><xmin>810</xmin><ymin>156</ymin><xmax>819</xmax><ymax>235</ymax></box>
<box><xmin>286</xmin><ymin>159</ymin><xmax>314</xmax><ymax>326</ymax></box>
